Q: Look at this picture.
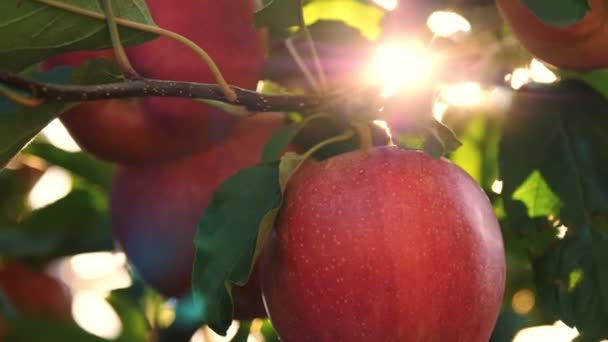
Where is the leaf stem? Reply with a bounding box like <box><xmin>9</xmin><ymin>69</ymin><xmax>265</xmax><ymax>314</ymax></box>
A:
<box><xmin>285</xmin><ymin>38</ymin><xmax>321</xmax><ymax>94</ymax></box>
<box><xmin>99</xmin><ymin>0</ymin><xmax>139</xmax><ymax>79</ymax></box>
<box><xmin>35</xmin><ymin>0</ymin><xmax>237</xmax><ymax>102</ymax></box>
<box><xmin>0</xmin><ymin>85</ymin><xmax>44</xmax><ymax>107</ymax></box>
<box><xmin>298</xmin><ymin>1</ymin><xmax>328</xmax><ymax>92</ymax></box>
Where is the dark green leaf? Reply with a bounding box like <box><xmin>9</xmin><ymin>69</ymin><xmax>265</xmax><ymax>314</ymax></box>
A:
<box><xmin>0</xmin><ymin>67</ymin><xmax>74</xmax><ymax>169</ymax></box>
<box><xmin>5</xmin><ymin>316</ymin><xmax>106</xmax><ymax>342</ymax></box>
<box><xmin>254</xmin><ymin>0</ymin><xmax>302</xmax><ymax>35</ymax></box>
<box><xmin>0</xmin><ymin>189</ymin><xmax>113</xmax><ymax>258</ymax></box>
<box><xmin>192</xmin><ymin>162</ymin><xmax>281</xmax><ymax>334</ymax></box>
<box><xmin>1</xmin><ymin>59</ymin><xmax>123</xmax><ymax>171</ymax></box>
<box><xmin>0</xmin><ymin>0</ymin><xmax>156</xmax><ymax>71</ymax></box>
<box><xmin>521</xmin><ymin>0</ymin><xmax>588</xmax><ymax>28</ymax></box>
<box><xmin>261</xmin><ymin>122</ymin><xmax>302</xmax><ymax>163</ymax></box>
<box><xmin>533</xmin><ymin>228</ymin><xmax>608</xmax><ymax>340</ymax></box>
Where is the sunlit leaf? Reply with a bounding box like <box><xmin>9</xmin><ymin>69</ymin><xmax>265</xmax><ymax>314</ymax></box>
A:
<box><xmin>0</xmin><ymin>0</ymin><xmax>156</xmax><ymax>71</ymax></box>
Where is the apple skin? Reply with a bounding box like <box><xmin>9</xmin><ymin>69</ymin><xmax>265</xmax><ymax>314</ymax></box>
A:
<box><xmin>260</xmin><ymin>147</ymin><xmax>505</xmax><ymax>341</ymax></box>
<box><xmin>43</xmin><ymin>0</ymin><xmax>266</xmax><ymax>165</ymax></box>
<box><xmin>0</xmin><ymin>262</ymin><xmax>72</xmax><ymax>319</ymax></box>
<box><xmin>110</xmin><ymin>114</ymin><xmax>286</xmax><ymax>318</ymax></box>
<box><xmin>496</xmin><ymin>0</ymin><xmax>607</xmax><ymax>71</ymax></box>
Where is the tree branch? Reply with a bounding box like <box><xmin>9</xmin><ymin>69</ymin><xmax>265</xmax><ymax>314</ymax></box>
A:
<box><xmin>0</xmin><ymin>69</ymin><xmax>324</xmax><ymax>113</ymax></box>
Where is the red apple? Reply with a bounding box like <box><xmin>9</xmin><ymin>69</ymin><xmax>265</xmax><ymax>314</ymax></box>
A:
<box><xmin>0</xmin><ymin>262</ymin><xmax>71</xmax><ymax>320</ymax></box>
<box><xmin>260</xmin><ymin>147</ymin><xmax>505</xmax><ymax>341</ymax></box>
<box><xmin>110</xmin><ymin>114</ymin><xmax>286</xmax><ymax>318</ymax></box>
<box><xmin>43</xmin><ymin>0</ymin><xmax>266</xmax><ymax>164</ymax></box>
<box><xmin>496</xmin><ymin>0</ymin><xmax>608</xmax><ymax>71</ymax></box>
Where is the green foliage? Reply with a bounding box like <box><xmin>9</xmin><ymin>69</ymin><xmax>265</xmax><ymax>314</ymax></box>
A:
<box><xmin>521</xmin><ymin>0</ymin><xmax>588</xmax><ymax>28</ymax></box>
<box><xmin>254</xmin><ymin>0</ymin><xmax>302</xmax><ymax>37</ymax></box>
<box><xmin>5</xmin><ymin>316</ymin><xmax>106</xmax><ymax>342</ymax></box>
<box><xmin>0</xmin><ymin>0</ymin><xmax>156</xmax><ymax>71</ymax></box>
<box><xmin>261</xmin><ymin>122</ymin><xmax>302</xmax><ymax>163</ymax></box>
<box><xmin>0</xmin><ymin>67</ymin><xmax>74</xmax><ymax>169</ymax></box>
<box><xmin>499</xmin><ymin>81</ymin><xmax>608</xmax><ymax>338</ymax></box>
<box><xmin>0</xmin><ymin>58</ymin><xmax>123</xmax><ymax>170</ymax></box>
<box><xmin>192</xmin><ymin>162</ymin><xmax>281</xmax><ymax>334</ymax></box>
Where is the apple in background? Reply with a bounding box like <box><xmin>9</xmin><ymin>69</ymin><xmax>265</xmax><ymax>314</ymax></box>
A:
<box><xmin>496</xmin><ymin>0</ymin><xmax>608</xmax><ymax>71</ymax></box>
<box><xmin>43</xmin><ymin>0</ymin><xmax>266</xmax><ymax>165</ymax></box>
<box><xmin>260</xmin><ymin>147</ymin><xmax>505</xmax><ymax>341</ymax></box>
<box><xmin>110</xmin><ymin>114</ymin><xmax>286</xmax><ymax>319</ymax></box>
<box><xmin>0</xmin><ymin>261</ymin><xmax>72</xmax><ymax>334</ymax></box>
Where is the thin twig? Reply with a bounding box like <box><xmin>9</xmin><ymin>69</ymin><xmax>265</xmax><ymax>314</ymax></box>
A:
<box><xmin>35</xmin><ymin>0</ymin><xmax>237</xmax><ymax>101</ymax></box>
<box><xmin>99</xmin><ymin>0</ymin><xmax>139</xmax><ymax>78</ymax></box>
<box><xmin>0</xmin><ymin>69</ymin><xmax>323</xmax><ymax>113</ymax></box>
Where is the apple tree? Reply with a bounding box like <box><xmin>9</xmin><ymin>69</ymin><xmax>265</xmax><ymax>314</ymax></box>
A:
<box><xmin>0</xmin><ymin>0</ymin><xmax>606</xmax><ymax>341</ymax></box>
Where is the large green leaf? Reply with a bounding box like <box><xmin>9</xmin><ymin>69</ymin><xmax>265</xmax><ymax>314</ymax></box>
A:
<box><xmin>0</xmin><ymin>0</ymin><xmax>156</xmax><ymax>71</ymax></box>
<box><xmin>192</xmin><ymin>162</ymin><xmax>281</xmax><ymax>334</ymax></box>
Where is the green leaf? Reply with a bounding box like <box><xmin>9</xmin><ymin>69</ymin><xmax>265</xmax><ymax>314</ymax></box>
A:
<box><xmin>25</xmin><ymin>140</ymin><xmax>114</xmax><ymax>190</ymax></box>
<box><xmin>521</xmin><ymin>0</ymin><xmax>588</xmax><ymax>28</ymax></box>
<box><xmin>0</xmin><ymin>58</ymin><xmax>124</xmax><ymax>171</ymax></box>
<box><xmin>533</xmin><ymin>228</ymin><xmax>608</xmax><ymax>340</ymax></box>
<box><xmin>512</xmin><ymin>170</ymin><xmax>561</xmax><ymax>218</ymax></box>
<box><xmin>500</xmin><ymin>81</ymin><xmax>608</xmax><ymax>338</ymax></box>
<box><xmin>261</xmin><ymin>122</ymin><xmax>302</xmax><ymax>163</ymax></box>
<box><xmin>254</xmin><ymin>0</ymin><xmax>302</xmax><ymax>35</ymax></box>
<box><xmin>192</xmin><ymin>162</ymin><xmax>281</xmax><ymax>334</ymax></box>
<box><xmin>303</xmin><ymin>0</ymin><xmax>385</xmax><ymax>40</ymax></box>
<box><xmin>5</xmin><ymin>316</ymin><xmax>106</xmax><ymax>342</ymax></box>
<box><xmin>0</xmin><ymin>189</ymin><xmax>113</xmax><ymax>258</ymax></box>
<box><xmin>107</xmin><ymin>289</ymin><xmax>150</xmax><ymax>342</ymax></box>
<box><xmin>0</xmin><ymin>67</ymin><xmax>75</xmax><ymax>169</ymax></box>
<box><xmin>0</xmin><ymin>0</ymin><xmax>156</xmax><ymax>71</ymax></box>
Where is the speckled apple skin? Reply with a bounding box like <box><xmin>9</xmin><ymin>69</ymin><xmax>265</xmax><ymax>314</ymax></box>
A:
<box><xmin>110</xmin><ymin>114</ymin><xmax>284</xmax><ymax>319</ymax></box>
<box><xmin>260</xmin><ymin>147</ymin><xmax>505</xmax><ymax>342</ymax></box>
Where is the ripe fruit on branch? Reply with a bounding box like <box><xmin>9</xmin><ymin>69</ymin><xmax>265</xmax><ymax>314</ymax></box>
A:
<box><xmin>43</xmin><ymin>0</ymin><xmax>266</xmax><ymax>164</ymax></box>
<box><xmin>260</xmin><ymin>147</ymin><xmax>505</xmax><ymax>341</ymax></box>
<box><xmin>496</xmin><ymin>0</ymin><xmax>608</xmax><ymax>71</ymax></box>
<box><xmin>110</xmin><ymin>114</ymin><xmax>286</xmax><ymax>319</ymax></box>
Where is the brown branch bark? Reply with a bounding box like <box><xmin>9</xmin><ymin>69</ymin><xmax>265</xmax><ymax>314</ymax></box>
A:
<box><xmin>0</xmin><ymin>69</ymin><xmax>324</xmax><ymax>113</ymax></box>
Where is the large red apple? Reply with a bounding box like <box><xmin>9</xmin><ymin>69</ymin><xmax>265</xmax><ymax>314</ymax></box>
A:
<box><xmin>496</xmin><ymin>0</ymin><xmax>608</xmax><ymax>71</ymax></box>
<box><xmin>43</xmin><ymin>0</ymin><xmax>266</xmax><ymax>164</ymax></box>
<box><xmin>110</xmin><ymin>114</ymin><xmax>286</xmax><ymax>319</ymax></box>
<box><xmin>260</xmin><ymin>147</ymin><xmax>505</xmax><ymax>341</ymax></box>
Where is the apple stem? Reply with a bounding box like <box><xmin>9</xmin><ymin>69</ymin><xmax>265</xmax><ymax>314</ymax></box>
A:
<box><xmin>353</xmin><ymin>122</ymin><xmax>374</xmax><ymax>150</ymax></box>
<box><xmin>34</xmin><ymin>0</ymin><xmax>238</xmax><ymax>102</ymax></box>
<box><xmin>99</xmin><ymin>0</ymin><xmax>139</xmax><ymax>79</ymax></box>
